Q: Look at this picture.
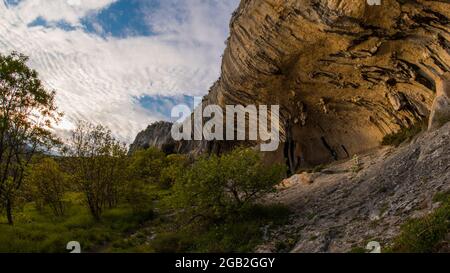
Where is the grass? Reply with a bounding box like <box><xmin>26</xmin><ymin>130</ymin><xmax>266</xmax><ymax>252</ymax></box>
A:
<box><xmin>382</xmin><ymin>121</ymin><xmax>427</xmax><ymax>147</ymax></box>
<box><xmin>0</xmin><ymin>194</ymin><xmax>290</xmax><ymax>253</ymax></box>
<box><xmin>388</xmin><ymin>191</ymin><xmax>449</xmax><ymax>253</ymax></box>
<box><xmin>150</xmin><ymin>204</ymin><xmax>291</xmax><ymax>253</ymax></box>
<box><xmin>0</xmin><ymin>193</ymin><xmax>154</xmax><ymax>253</ymax></box>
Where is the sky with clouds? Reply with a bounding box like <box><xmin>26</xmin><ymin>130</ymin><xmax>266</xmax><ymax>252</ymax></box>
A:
<box><xmin>0</xmin><ymin>0</ymin><xmax>239</xmax><ymax>142</ymax></box>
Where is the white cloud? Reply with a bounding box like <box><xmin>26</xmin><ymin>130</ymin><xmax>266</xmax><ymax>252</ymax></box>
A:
<box><xmin>11</xmin><ymin>0</ymin><xmax>117</xmax><ymax>24</ymax></box>
<box><xmin>0</xmin><ymin>0</ymin><xmax>239</xmax><ymax>143</ymax></box>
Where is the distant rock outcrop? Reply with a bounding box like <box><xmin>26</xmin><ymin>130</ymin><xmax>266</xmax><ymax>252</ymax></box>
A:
<box><xmin>128</xmin><ymin>121</ymin><xmax>176</xmax><ymax>154</ymax></box>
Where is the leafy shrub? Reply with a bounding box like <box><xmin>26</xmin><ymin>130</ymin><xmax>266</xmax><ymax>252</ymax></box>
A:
<box><xmin>123</xmin><ymin>151</ymin><xmax>187</xmax><ymax>211</ymax></box>
<box><xmin>25</xmin><ymin>158</ymin><xmax>69</xmax><ymax>217</ymax></box>
<box><xmin>64</xmin><ymin>121</ymin><xmax>128</xmax><ymax>221</ymax></box>
<box><xmin>170</xmin><ymin>148</ymin><xmax>286</xmax><ymax>223</ymax></box>
<box><xmin>127</xmin><ymin>148</ymin><xmax>166</xmax><ymax>184</ymax></box>
<box><xmin>159</xmin><ymin>154</ymin><xmax>188</xmax><ymax>189</ymax></box>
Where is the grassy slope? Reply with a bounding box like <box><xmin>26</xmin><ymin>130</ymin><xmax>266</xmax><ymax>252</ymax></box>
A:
<box><xmin>0</xmin><ymin>193</ymin><xmax>154</xmax><ymax>253</ymax></box>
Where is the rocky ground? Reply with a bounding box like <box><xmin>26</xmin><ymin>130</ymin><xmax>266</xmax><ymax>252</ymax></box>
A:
<box><xmin>258</xmin><ymin>122</ymin><xmax>450</xmax><ymax>253</ymax></box>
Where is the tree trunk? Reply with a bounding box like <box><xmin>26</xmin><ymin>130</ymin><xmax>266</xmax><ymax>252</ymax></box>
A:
<box><xmin>6</xmin><ymin>197</ymin><xmax>13</xmax><ymax>225</ymax></box>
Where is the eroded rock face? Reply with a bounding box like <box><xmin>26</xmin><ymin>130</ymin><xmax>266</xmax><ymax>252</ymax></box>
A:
<box><xmin>132</xmin><ymin>0</ymin><xmax>450</xmax><ymax>169</ymax></box>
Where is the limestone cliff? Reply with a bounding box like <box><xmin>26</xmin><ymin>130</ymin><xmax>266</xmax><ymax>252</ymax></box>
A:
<box><xmin>131</xmin><ymin>0</ymin><xmax>450</xmax><ymax>170</ymax></box>
<box><xmin>129</xmin><ymin>121</ymin><xmax>176</xmax><ymax>154</ymax></box>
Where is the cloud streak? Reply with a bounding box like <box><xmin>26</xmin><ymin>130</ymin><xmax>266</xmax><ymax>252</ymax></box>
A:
<box><xmin>0</xmin><ymin>0</ymin><xmax>239</xmax><ymax>143</ymax></box>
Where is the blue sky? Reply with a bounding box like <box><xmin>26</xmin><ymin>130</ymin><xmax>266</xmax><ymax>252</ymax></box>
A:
<box><xmin>27</xmin><ymin>0</ymin><xmax>160</xmax><ymax>37</ymax></box>
<box><xmin>0</xmin><ymin>0</ymin><xmax>239</xmax><ymax>141</ymax></box>
<box><xmin>82</xmin><ymin>0</ymin><xmax>157</xmax><ymax>37</ymax></box>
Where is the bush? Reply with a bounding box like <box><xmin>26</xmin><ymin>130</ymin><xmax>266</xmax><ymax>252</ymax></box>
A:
<box><xmin>170</xmin><ymin>148</ymin><xmax>286</xmax><ymax>224</ymax></box>
<box><xmin>121</xmin><ymin>179</ymin><xmax>153</xmax><ymax>213</ymax></box>
<box><xmin>25</xmin><ymin>158</ymin><xmax>69</xmax><ymax>217</ymax></box>
<box><xmin>127</xmin><ymin>148</ymin><xmax>166</xmax><ymax>185</ymax></box>
<box><xmin>65</xmin><ymin>121</ymin><xmax>128</xmax><ymax>221</ymax></box>
<box><xmin>123</xmin><ymin>151</ymin><xmax>187</xmax><ymax>211</ymax></box>
<box><xmin>159</xmin><ymin>154</ymin><xmax>188</xmax><ymax>189</ymax></box>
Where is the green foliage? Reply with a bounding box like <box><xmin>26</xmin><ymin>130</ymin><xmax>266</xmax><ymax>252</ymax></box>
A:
<box><xmin>24</xmin><ymin>158</ymin><xmax>69</xmax><ymax>217</ymax></box>
<box><xmin>0</xmin><ymin>200</ymin><xmax>153</xmax><ymax>253</ymax></box>
<box><xmin>127</xmin><ymin>148</ymin><xmax>166</xmax><ymax>184</ymax></box>
<box><xmin>123</xmin><ymin>150</ymin><xmax>187</xmax><ymax>212</ymax></box>
<box><xmin>170</xmin><ymin>148</ymin><xmax>286</xmax><ymax>223</ymax></box>
<box><xmin>0</xmin><ymin>53</ymin><xmax>291</xmax><ymax>252</ymax></box>
<box><xmin>0</xmin><ymin>52</ymin><xmax>62</xmax><ymax>224</ymax></box>
<box><xmin>159</xmin><ymin>154</ymin><xmax>188</xmax><ymax>189</ymax></box>
<box><xmin>389</xmin><ymin>192</ymin><xmax>450</xmax><ymax>253</ymax></box>
<box><xmin>65</xmin><ymin>121</ymin><xmax>127</xmax><ymax>221</ymax></box>
<box><xmin>0</xmin><ymin>122</ymin><xmax>290</xmax><ymax>253</ymax></box>
<box><xmin>382</xmin><ymin>121</ymin><xmax>426</xmax><ymax>146</ymax></box>
<box><xmin>148</xmin><ymin>149</ymin><xmax>290</xmax><ymax>253</ymax></box>
<box><xmin>121</xmin><ymin>179</ymin><xmax>155</xmax><ymax>214</ymax></box>
<box><xmin>151</xmin><ymin>204</ymin><xmax>290</xmax><ymax>253</ymax></box>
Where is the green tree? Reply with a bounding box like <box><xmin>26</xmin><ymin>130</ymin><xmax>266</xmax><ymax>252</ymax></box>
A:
<box><xmin>0</xmin><ymin>52</ymin><xmax>61</xmax><ymax>224</ymax></box>
<box><xmin>123</xmin><ymin>148</ymin><xmax>186</xmax><ymax>212</ymax></box>
<box><xmin>171</xmin><ymin>148</ymin><xmax>286</xmax><ymax>224</ymax></box>
<box><xmin>65</xmin><ymin>121</ymin><xmax>127</xmax><ymax>221</ymax></box>
<box><xmin>127</xmin><ymin>148</ymin><xmax>166</xmax><ymax>185</ymax></box>
<box><xmin>25</xmin><ymin>158</ymin><xmax>68</xmax><ymax>217</ymax></box>
<box><xmin>159</xmin><ymin>154</ymin><xmax>188</xmax><ymax>189</ymax></box>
